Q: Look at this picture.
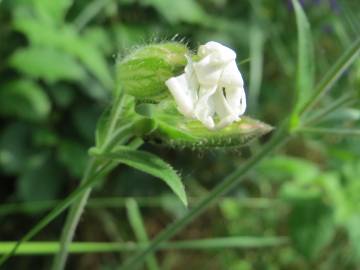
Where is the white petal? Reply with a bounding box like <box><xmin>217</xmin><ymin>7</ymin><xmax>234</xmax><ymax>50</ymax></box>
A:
<box><xmin>165</xmin><ymin>74</ymin><xmax>195</xmax><ymax>117</ymax></box>
<box><xmin>213</xmin><ymin>87</ymin><xmax>235</xmax><ymax>118</ymax></box>
<box><xmin>212</xmin><ymin>87</ymin><xmax>241</xmax><ymax>129</ymax></box>
<box><xmin>198</xmin><ymin>41</ymin><xmax>236</xmax><ymax>64</ymax></box>
<box><xmin>219</xmin><ymin>61</ymin><xmax>244</xmax><ymax>87</ymax></box>
<box><xmin>194</xmin><ymin>85</ymin><xmax>217</xmax><ymax>129</ymax></box>
<box><xmin>192</xmin><ymin>55</ymin><xmax>223</xmax><ymax>86</ymax></box>
<box><xmin>184</xmin><ymin>55</ymin><xmax>199</xmax><ymax>101</ymax></box>
<box><xmin>237</xmin><ymin>86</ymin><xmax>247</xmax><ymax>115</ymax></box>
<box><xmin>223</xmin><ymin>86</ymin><xmax>246</xmax><ymax>116</ymax></box>
<box><xmin>165</xmin><ymin>41</ymin><xmax>247</xmax><ymax>130</ymax></box>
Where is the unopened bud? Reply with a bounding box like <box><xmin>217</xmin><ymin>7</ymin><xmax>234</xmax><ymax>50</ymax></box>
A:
<box><xmin>117</xmin><ymin>42</ymin><xmax>189</xmax><ymax>102</ymax></box>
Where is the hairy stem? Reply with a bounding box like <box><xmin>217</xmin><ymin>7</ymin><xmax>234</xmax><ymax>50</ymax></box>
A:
<box><xmin>52</xmin><ymin>93</ymin><xmax>127</xmax><ymax>270</ymax></box>
<box><xmin>51</xmin><ymin>160</ymin><xmax>97</xmax><ymax>270</ymax></box>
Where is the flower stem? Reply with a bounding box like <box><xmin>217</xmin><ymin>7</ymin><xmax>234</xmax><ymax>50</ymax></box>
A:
<box><xmin>51</xmin><ymin>159</ymin><xmax>97</xmax><ymax>270</ymax></box>
<box><xmin>52</xmin><ymin>92</ymin><xmax>127</xmax><ymax>270</ymax></box>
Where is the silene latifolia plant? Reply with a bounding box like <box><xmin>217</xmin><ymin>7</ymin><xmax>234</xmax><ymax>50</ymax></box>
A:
<box><xmin>49</xmin><ymin>40</ymin><xmax>272</xmax><ymax>270</ymax></box>
<box><xmin>0</xmin><ymin>0</ymin><xmax>360</xmax><ymax>270</ymax></box>
<box><xmin>1</xmin><ymin>2</ymin><xmax>359</xmax><ymax>269</ymax></box>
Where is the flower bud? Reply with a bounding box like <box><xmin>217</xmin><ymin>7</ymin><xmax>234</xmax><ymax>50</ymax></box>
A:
<box><xmin>140</xmin><ymin>101</ymin><xmax>273</xmax><ymax>150</ymax></box>
<box><xmin>117</xmin><ymin>42</ymin><xmax>189</xmax><ymax>102</ymax></box>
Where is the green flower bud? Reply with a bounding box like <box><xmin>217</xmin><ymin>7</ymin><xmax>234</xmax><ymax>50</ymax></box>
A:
<box><xmin>117</xmin><ymin>42</ymin><xmax>189</xmax><ymax>102</ymax></box>
<box><xmin>135</xmin><ymin>101</ymin><xmax>273</xmax><ymax>150</ymax></box>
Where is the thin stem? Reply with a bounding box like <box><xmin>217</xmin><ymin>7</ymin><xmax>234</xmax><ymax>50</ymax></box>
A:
<box><xmin>52</xmin><ymin>93</ymin><xmax>127</xmax><ymax>270</ymax></box>
<box><xmin>126</xmin><ymin>199</ymin><xmax>160</xmax><ymax>270</ymax></box>
<box><xmin>0</xmin><ymin>197</ymin><xmax>281</xmax><ymax>216</ymax></box>
<box><xmin>301</xmin><ymin>93</ymin><xmax>355</xmax><ymax>126</ymax></box>
<box><xmin>299</xmin><ymin>37</ymin><xmax>360</xmax><ymax>117</ymax></box>
<box><xmin>0</xmin><ymin>237</ymin><xmax>288</xmax><ymax>255</ymax></box>
<box><xmin>51</xmin><ymin>159</ymin><xmax>97</xmax><ymax>270</ymax></box>
<box><xmin>120</xmin><ymin>124</ymin><xmax>290</xmax><ymax>270</ymax></box>
<box><xmin>74</xmin><ymin>0</ymin><xmax>112</xmax><ymax>31</ymax></box>
<box><xmin>0</xmin><ymin>161</ymin><xmax>113</xmax><ymax>266</ymax></box>
<box><xmin>298</xmin><ymin>127</ymin><xmax>360</xmax><ymax>136</ymax></box>
<box><xmin>102</xmin><ymin>93</ymin><xmax>126</xmax><ymax>147</ymax></box>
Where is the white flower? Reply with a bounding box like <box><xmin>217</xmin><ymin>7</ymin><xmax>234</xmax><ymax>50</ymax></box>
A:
<box><xmin>165</xmin><ymin>41</ymin><xmax>246</xmax><ymax>130</ymax></box>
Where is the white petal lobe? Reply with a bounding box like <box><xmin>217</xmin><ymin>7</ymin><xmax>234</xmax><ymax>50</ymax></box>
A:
<box><xmin>166</xmin><ymin>41</ymin><xmax>247</xmax><ymax>130</ymax></box>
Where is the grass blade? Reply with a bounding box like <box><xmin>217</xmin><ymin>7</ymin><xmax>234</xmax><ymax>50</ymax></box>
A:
<box><xmin>0</xmin><ymin>237</ymin><xmax>288</xmax><ymax>255</ymax></box>
<box><xmin>299</xmin><ymin>37</ymin><xmax>360</xmax><ymax>117</ymax></box>
<box><xmin>299</xmin><ymin>127</ymin><xmax>360</xmax><ymax>136</ymax></box>
<box><xmin>291</xmin><ymin>0</ymin><xmax>315</xmax><ymax>124</ymax></box>
<box><xmin>0</xmin><ymin>162</ymin><xmax>113</xmax><ymax>267</ymax></box>
<box><xmin>126</xmin><ymin>199</ymin><xmax>160</xmax><ymax>270</ymax></box>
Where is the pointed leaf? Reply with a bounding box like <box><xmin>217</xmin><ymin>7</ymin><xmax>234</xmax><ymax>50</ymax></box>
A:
<box><xmin>10</xmin><ymin>47</ymin><xmax>86</xmax><ymax>83</ymax></box>
<box><xmin>289</xmin><ymin>198</ymin><xmax>335</xmax><ymax>259</ymax></box>
<box><xmin>291</xmin><ymin>0</ymin><xmax>315</xmax><ymax>123</ymax></box>
<box><xmin>96</xmin><ymin>146</ymin><xmax>187</xmax><ymax>206</ymax></box>
<box><xmin>0</xmin><ymin>80</ymin><xmax>51</xmax><ymax>121</ymax></box>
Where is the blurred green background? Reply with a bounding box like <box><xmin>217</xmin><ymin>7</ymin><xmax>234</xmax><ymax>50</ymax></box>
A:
<box><xmin>0</xmin><ymin>0</ymin><xmax>359</xmax><ymax>269</ymax></box>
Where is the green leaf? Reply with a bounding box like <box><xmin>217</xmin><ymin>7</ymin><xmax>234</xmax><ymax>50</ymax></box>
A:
<box><xmin>346</xmin><ymin>215</ymin><xmax>360</xmax><ymax>261</ymax></box>
<box><xmin>94</xmin><ymin>146</ymin><xmax>187</xmax><ymax>207</ymax></box>
<box><xmin>0</xmin><ymin>80</ymin><xmax>51</xmax><ymax>121</ymax></box>
<box><xmin>82</xmin><ymin>27</ymin><xmax>112</xmax><ymax>54</ymax></box>
<box><xmin>13</xmin><ymin>20</ymin><xmax>113</xmax><ymax>89</ymax></box>
<box><xmin>140</xmin><ymin>0</ymin><xmax>208</xmax><ymax>24</ymax></box>
<box><xmin>289</xmin><ymin>198</ymin><xmax>335</xmax><ymax>259</ymax></box>
<box><xmin>13</xmin><ymin>0</ymin><xmax>73</xmax><ymax>25</ymax></box>
<box><xmin>72</xmin><ymin>104</ymin><xmax>102</xmax><ymax>143</ymax></box>
<box><xmin>258</xmin><ymin>155</ymin><xmax>319</xmax><ymax>183</ymax></box>
<box><xmin>10</xmin><ymin>47</ymin><xmax>86</xmax><ymax>83</ymax></box>
<box><xmin>57</xmin><ymin>140</ymin><xmax>88</xmax><ymax>178</ymax></box>
<box><xmin>291</xmin><ymin>0</ymin><xmax>315</xmax><ymax>125</ymax></box>
<box><xmin>0</xmin><ymin>123</ymin><xmax>31</xmax><ymax>174</ymax></box>
<box><xmin>17</xmin><ymin>154</ymin><xmax>63</xmax><ymax>202</ymax></box>
<box><xmin>143</xmin><ymin>102</ymin><xmax>273</xmax><ymax>150</ymax></box>
<box><xmin>32</xmin><ymin>0</ymin><xmax>73</xmax><ymax>25</ymax></box>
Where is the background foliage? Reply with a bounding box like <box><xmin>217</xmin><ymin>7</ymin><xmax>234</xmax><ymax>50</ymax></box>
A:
<box><xmin>0</xmin><ymin>0</ymin><xmax>359</xmax><ymax>269</ymax></box>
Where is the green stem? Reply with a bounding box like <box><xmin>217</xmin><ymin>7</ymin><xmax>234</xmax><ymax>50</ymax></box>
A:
<box><xmin>299</xmin><ymin>37</ymin><xmax>360</xmax><ymax>117</ymax></box>
<box><xmin>126</xmin><ymin>199</ymin><xmax>160</xmax><ymax>270</ymax></box>
<box><xmin>120</xmin><ymin>124</ymin><xmax>290</xmax><ymax>270</ymax></box>
<box><xmin>0</xmin><ymin>161</ymin><xmax>112</xmax><ymax>266</ymax></box>
<box><xmin>301</xmin><ymin>93</ymin><xmax>355</xmax><ymax>126</ymax></box>
<box><xmin>51</xmin><ymin>159</ymin><xmax>97</xmax><ymax>270</ymax></box>
<box><xmin>52</xmin><ymin>93</ymin><xmax>127</xmax><ymax>270</ymax></box>
<box><xmin>0</xmin><ymin>197</ymin><xmax>281</xmax><ymax>216</ymax></box>
<box><xmin>0</xmin><ymin>237</ymin><xmax>288</xmax><ymax>255</ymax></box>
<box><xmin>298</xmin><ymin>127</ymin><xmax>360</xmax><ymax>136</ymax></box>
